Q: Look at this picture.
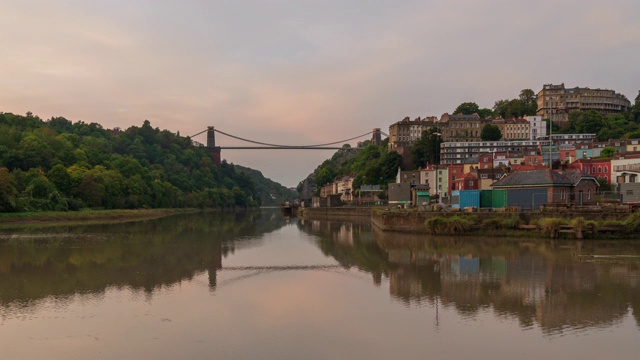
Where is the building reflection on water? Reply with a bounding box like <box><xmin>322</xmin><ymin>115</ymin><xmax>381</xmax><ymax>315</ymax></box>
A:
<box><xmin>1</xmin><ymin>211</ymin><xmax>638</xmax><ymax>336</ymax></box>
<box><xmin>298</xmin><ymin>219</ymin><xmax>640</xmax><ymax>334</ymax></box>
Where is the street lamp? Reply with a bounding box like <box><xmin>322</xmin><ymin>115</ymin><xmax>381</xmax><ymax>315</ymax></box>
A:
<box><xmin>433</xmin><ymin>132</ymin><xmax>442</xmax><ymax>201</ymax></box>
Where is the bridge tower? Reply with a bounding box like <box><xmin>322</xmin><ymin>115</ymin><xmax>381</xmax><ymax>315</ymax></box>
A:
<box><xmin>371</xmin><ymin>128</ymin><xmax>382</xmax><ymax>146</ymax></box>
<box><xmin>206</xmin><ymin>126</ymin><xmax>222</xmax><ymax>166</ymax></box>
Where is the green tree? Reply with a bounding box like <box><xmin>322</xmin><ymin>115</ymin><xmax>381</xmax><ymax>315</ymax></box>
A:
<box><xmin>47</xmin><ymin>164</ymin><xmax>73</xmax><ymax>195</ymax></box>
<box><xmin>0</xmin><ymin>167</ymin><xmax>16</xmax><ymax>211</ymax></box>
<box><xmin>493</xmin><ymin>89</ymin><xmax>537</xmax><ymax>118</ymax></box>
<box><xmin>481</xmin><ymin>124</ymin><xmax>502</xmax><ymax>141</ymax></box>
<box><xmin>477</xmin><ymin>108</ymin><xmax>493</xmax><ymax>119</ymax></box>
<box><xmin>632</xmin><ymin>92</ymin><xmax>640</xmax><ymax>123</ymax></box>
<box><xmin>411</xmin><ymin>127</ymin><xmax>443</xmax><ymax>168</ymax></box>
<box><xmin>453</xmin><ymin>102</ymin><xmax>480</xmax><ymax>115</ymax></box>
<box><xmin>519</xmin><ymin>89</ymin><xmax>538</xmax><ymax>115</ymax></box>
<box><xmin>599</xmin><ymin>146</ymin><xmax>616</xmax><ymax>158</ymax></box>
<box><xmin>569</xmin><ymin>110</ymin><xmax>604</xmax><ymax>134</ymax></box>
<box><xmin>315</xmin><ymin>166</ymin><xmax>336</xmax><ymax>188</ymax></box>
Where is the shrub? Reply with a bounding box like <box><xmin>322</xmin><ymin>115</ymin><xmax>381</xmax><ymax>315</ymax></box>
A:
<box><xmin>425</xmin><ymin>215</ymin><xmax>474</xmax><ymax>235</ymax></box>
<box><xmin>538</xmin><ymin>218</ymin><xmax>568</xmax><ymax>237</ymax></box>
<box><xmin>482</xmin><ymin>216</ymin><xmax>522</xmax><ymax>230</ymax></box>
<box><xmin>482</xmin><ymin>217</ymin><xmax>502</xmax><ymax>230</ymax></box>
<box><xmin>623</xmin><ymin>212</ymin><xmax>640</xmax><ymax>234</ymax></box>
<box><xmin>425</xmin><ymin>216</ymin><xmax>447</xmax><ymax>234</ymax></box>
<box><xmin>445</xmin><ymin>215</ymin><xmax>474</xmax><ymax>234</ymax></box>
<box><xmin>501</xmin><ymin>216</ymin><xmax>523</xmax><ymax>229</ymax></box>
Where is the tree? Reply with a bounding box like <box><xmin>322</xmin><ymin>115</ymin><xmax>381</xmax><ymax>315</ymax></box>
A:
<box><xmin>493</xmin><ymin>89</ymin><xmax>537</xmax><ymax>118</ymax></box>
<box><xmin>519</xmin><ymin>89</ymin><xmax>538</xmax><ymax>115</ymax></box>
<box><xmin>477</xmin><ymin>108</ymin><xmax>493</xmax><ymax>119</ymax></box>
<box><xmin>632</xmin><ymin>92</ymin><xmax>640</xmax><ymax>123</ymax></box>
<box><xmin>481</xmin><ymin>124</ymin><xmax>502</xmax><ymax>141</ymax></box>
<box><xmin>0</xmin><ymin>167</ymin><xmax>16</xmax><ymax>211</ymax></box>
<box><xmin>569</xmin><ymin>110</ymin><xmax>604</xmax><ymax>134</ymax></box>
<box><xmin>453</xmin><ymin>102</ymin><xmax>480</xmax><ymax>115</ymax></box>
<box><xmin>599</xmin><ymin>146</ymin><xmax>616</xmax><ymax>158</ymax></box>
<box><xmin>315</xmin><ymin>167</ymin><xmax>336</xmax><ymax>188</ymax></box>
<box><xmin>411</xmin><ymin>127</ymin><xmax>443</xmax><ymax>168</ymax></box>
<box><xmin>47</xmin><ymin>164</ymin><xmax>73</xmax><ymax>195</ymax></box>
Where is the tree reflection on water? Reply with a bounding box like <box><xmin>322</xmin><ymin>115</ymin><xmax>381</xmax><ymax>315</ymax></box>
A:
<box><xmin>0</xmin><ymin>210</ymin><xmax>287</xmax><ymax>308</ymax></box>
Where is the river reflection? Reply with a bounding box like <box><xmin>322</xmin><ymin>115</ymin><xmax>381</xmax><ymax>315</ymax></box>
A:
<box><xmin>1</xmin><ymin>210</ymin><xmax>639</xmax><ymax>359</ymax></box>
<box><xmin>297</xmin><ymin>219</ymin><xmax>640</xmax><ymax>336</ymax></box>
<box><xmin>0</xmin><ymin>211</ymin><xmax>287</xmax><ymax>307</ymax></box>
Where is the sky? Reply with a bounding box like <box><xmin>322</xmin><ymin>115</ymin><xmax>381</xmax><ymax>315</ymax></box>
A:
<box><xmin>1</xmin><ymin>0</ymin><xmax>639</xmax><ymax>187</ymax></box>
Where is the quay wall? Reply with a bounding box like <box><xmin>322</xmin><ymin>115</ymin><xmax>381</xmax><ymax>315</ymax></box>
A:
<box><xmin>299</xmin><ymin>206</ymin><xmax>631</xmax><ymax>234</ymax></box>
<box><xmin>298</xmin><ymin>207</ymin><xmax>372</xmax><ymax>222</ymax></box>
<box><xmin>373</xmin><ymin>210</ymin><xmax>630</xmax><ymax>234</ymax></box>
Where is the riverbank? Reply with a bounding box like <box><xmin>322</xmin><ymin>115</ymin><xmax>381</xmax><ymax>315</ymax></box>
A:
<box><xmin>0</xmin><ymin>208</ymin><xmax>202</xmax><ymax>228</ymax></box>
<box><xmin>299</xmin><ymin>206</ymin><xmax>639</xmax><ymax>239</ymax></box>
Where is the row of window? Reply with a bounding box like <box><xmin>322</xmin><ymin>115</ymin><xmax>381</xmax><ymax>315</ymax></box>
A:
<box><xmin>559</xmin><ymin>189</ymin><xmax>592</xmax><ymax>200</ymax></box>
<box><xmin>586</xmin><ymin>166</ymin><xmax>609</xmax><ymax>174</ymax></box>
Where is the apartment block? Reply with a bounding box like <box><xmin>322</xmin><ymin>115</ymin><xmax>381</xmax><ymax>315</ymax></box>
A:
<box><xmin>537</xmin><ymin>83</ymin><xmax>631</xmax><ymax>125</ymax></box>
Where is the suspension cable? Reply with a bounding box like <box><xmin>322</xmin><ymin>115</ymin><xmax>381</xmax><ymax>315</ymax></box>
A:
<box><xmin>213</xmin><ymin>128</ymin><xmax>374</xmax><ymax>147</ymax></box>
<box><xmin>190</xmin><ymin>129</ymin><xmax>208</xmax><ymax>138</ymax></box>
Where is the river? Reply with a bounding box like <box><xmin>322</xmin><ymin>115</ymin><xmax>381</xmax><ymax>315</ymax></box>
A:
<box><xmin>1</xmin><ymin>209</ymin><xmax>639</xmax><ymax>359</ymax></box>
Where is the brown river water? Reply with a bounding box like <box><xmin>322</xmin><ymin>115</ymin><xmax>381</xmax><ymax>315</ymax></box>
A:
<box><xmin>1</xmin><ymin>209</ymin><xmax>639</xmax><ymax>359</ymax></box>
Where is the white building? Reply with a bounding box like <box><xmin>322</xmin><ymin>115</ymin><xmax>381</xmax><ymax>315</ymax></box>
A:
<box><xmin>611</xmin><ymin>157</ymin><xmax>640</xmax><ymax>185</ymax></box>
<box><xmin>419</xmin><ymin>166</ymin><xmax>449</xmax><ymax>197</ymax></box>
<box><xmin>525</xmin><ymin>115</ymin><xmax>547</xmax><ymax>141</ymax></box>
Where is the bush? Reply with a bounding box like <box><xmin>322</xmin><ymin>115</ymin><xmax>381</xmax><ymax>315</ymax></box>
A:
<box><xmin>425</xmin><ymin>216</ymin><xmax>447</xmax><ymax>234</ymax></box>
<box><xmin>482</xmin><ymin>217</ymin><xmax>502</xmax><ymax>230</ymax></box>
<box><xmin>425</xmin><ymin>215</ymin><xmax>474</xmax><ymax>235</ymax></box>
<box><xmin>446</xmin><ymin>215</ymin><xmax>474</xmax><ymax>234</ymax></box>
<box><xmin>482</xmin><ymin>216</ymin><xmax>522</xmax><ymax>230</ymax></box>
<box><xmin>538</xmin><ymin>218</ymin><xmax>568</xmax><ymax>237</ymax></box>
<box><xmin>623</xmin><ymin>212</ymin><xmax>640</xmax><ymax>234</ymax></box>
<box><xmin>500</xmin><ymin>216</ymin><xmax>523</xmax><ymax>229</ymax></box>
<box><xmin>601</xmin><ymin>220</ymin><xmax>625</xmax><ymax>228</ymax></box>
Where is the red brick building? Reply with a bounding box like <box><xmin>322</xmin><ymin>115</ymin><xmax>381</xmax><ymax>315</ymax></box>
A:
<box><xmin>568</xmin><ymin>158</ymin><xmax>611</xmax><ymax>185</ymax></box>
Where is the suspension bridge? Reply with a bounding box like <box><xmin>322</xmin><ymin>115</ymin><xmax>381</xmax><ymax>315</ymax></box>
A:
<box><xmin>189</xmin><ymin>126</ymin><xmax>387</xmax><ymax>165</ymax></box>
<box><xmin>190</xmin><ymin>127</ymin><xmax>387</xmax><ymax>150</ymax></box>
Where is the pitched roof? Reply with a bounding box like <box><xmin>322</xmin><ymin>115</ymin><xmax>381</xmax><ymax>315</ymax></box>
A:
<box><xmin>560</xmin><ymin>169</ymin><xmax>599</xmax><ymax>186</ymax></box>
<box><xmin>492</xmin><ymin>169</ymin><xmax>599</xmax><ymax>188</ymax></box>
<box><xmin>491</xmin><ymin>170</ymin><xmax>572</xmax><ymax>187</ymax></box>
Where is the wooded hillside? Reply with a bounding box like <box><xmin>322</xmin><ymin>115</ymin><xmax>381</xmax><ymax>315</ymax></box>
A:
<box><xmin>0</xmin><ymin>112</ymin><xmax>260</xmax><ymax>212</ymax></box>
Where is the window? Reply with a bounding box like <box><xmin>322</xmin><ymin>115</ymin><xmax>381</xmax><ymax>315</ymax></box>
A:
<box><xmin>468</xmin><ymin>181</ymin><xmax>473</xmax><ymax>186</ymax></box>
<box><xmin>604</xmin><ymin>166</ymin><xmax>608</xmax><ymax>173</ymax></box>
<box><xmin>481</xmin><ymin>174</ymin><xmax>488</xmax><ymax>179</ymax></box>
<box><xmin>561</xmin><ymin>189</ymin><xmax>566</xmax><ymax>200</ymax></box>
<box><xmin>588</xmin><ymin>189</ymin><xmax>591</xmax><ymax>199</ymax></box>
<box><xmin>627</xmin><ymin>190</ymin><xmax>634</xmax><ymax>195</ymax></box>
<box><xmin>598</xmin><ymin>166</ymin><xmax>602</xmax><ymax>173</ymax></box>
<box><xmin>592</xmin><ymin>166</ymin><xmax>596</xmax><ymax>173</ymax></box>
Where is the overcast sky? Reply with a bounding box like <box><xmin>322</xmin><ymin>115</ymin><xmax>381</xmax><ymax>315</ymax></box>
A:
<box><xmin>1</xmin><ymin>0</ymin><xmax>639</xmax><ymax>187</ymax></box>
